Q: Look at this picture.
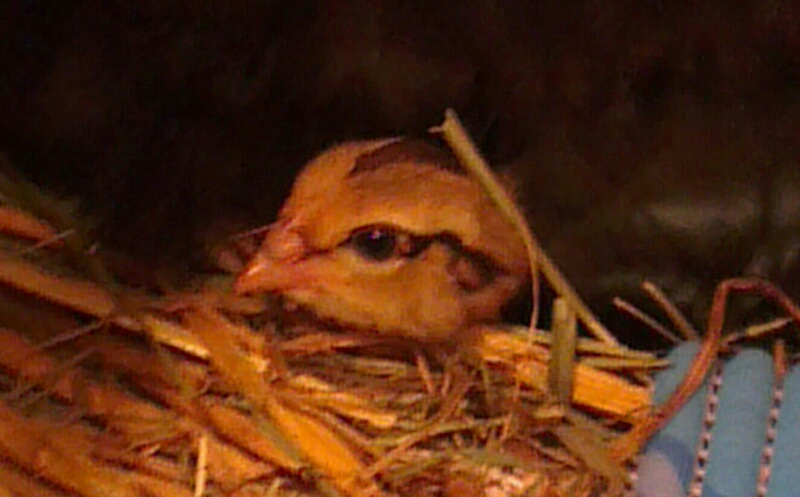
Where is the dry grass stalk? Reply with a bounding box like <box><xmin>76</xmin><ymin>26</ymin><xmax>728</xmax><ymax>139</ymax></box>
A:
<box><xmin>435</xmin><ymin>110</ymin><xmax>619</xmax><ymax>348</ymax></box>
<box><xmin>0</xmin><ymin>159</ymin><xmax>667</xmax><ymax>497</ymax></box>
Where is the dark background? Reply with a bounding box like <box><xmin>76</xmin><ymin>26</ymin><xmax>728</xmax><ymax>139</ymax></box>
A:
<box><xmin>1</xmin><ymin>1</ymin><xmax>799</xmax><ymax>343</ymax></box>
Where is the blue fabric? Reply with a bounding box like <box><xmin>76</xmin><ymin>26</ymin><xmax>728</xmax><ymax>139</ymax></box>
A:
<box><xmin>636</xmin><ymin>449</ymin><xmax>687</xmax><ymax>497</ymax></box>
<box><xmin>637</xmin><ymin>346</ymin><xmax>778</xmax><ymax>497</ymax></box>
<box><xmin>703</xmin><ymin>349</ymin><xmax>773</xmax><ymax>497</ymax></box>
<box><xmin>637</xmin><ymin>342</ymin><xmax>706</xmax><ymax>496</ymax></box>
<box><xmin>637</xmin><ymin>437</ymin><xmax>694</xmax><ymax>497</ymax></box>
<box><xmin>767</xmin><ymin>366</ymin><xmax>800</xmax><ymax>497</ymax></box>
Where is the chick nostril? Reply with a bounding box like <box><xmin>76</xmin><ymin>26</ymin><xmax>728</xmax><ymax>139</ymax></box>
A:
<box><xmin>268</xmin><ymin>225</ymin><xmax>308</xmax><ymax>263</ymax></box>
<box><xmin>233</xmin><ymin>266</ymin><xmax>261</xmax><ymax>294</ymax></box>
<box><xmin>234</xmin><ymin>252</ymin><xmax>275</xmax><ymax>294</ymax></box>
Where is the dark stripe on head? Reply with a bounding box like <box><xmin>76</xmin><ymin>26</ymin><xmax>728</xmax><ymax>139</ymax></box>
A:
<box><xmin>435</xmin><ymin>232</ymin><xmax>501</xmax><ymax>292</ymax></box>
<box><xmin>349</xmin><ymin>138</ymin><xmax>464</xmax><ymax>177</ymax></box>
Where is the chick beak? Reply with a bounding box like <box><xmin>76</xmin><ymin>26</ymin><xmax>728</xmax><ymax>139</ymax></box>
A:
<box><xmin>234</xmin><ymin>250</ymin><xmax>311</xmax><ymax>295</ymax></box>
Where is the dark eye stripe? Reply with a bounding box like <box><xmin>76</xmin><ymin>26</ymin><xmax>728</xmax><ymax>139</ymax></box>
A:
<box><xmin>343</xmin><ymin>225</ymin><xmax>501</xmax><ymax>289</ymax></box>
<box><xmin>448</xmin><ymin>252</ymin><xmax>499</xmax><ymax>291</ymax></box>
<box><xmin>435</xmin><ymin>233</ymin><xmax>501</xmax><ymax>291</ymax></box>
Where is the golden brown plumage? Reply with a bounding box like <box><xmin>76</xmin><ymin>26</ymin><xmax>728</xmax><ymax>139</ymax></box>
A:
<box><xmin>234</xmin><ymin>138</ymin><xmax>528</xmax><ymax>341</ymax></box>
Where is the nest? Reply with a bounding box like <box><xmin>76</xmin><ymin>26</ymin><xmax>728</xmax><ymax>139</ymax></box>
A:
<box><xmin>0</xmin><ymin>122</ymin><xmax>671</xmax><ymax>497</ymax></box>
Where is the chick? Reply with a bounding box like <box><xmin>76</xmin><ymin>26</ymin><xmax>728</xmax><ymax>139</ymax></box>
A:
<box><xmin>234</xmin><ymin>138</ymin><xmax>528</xmax><ymax>341</ymax></box>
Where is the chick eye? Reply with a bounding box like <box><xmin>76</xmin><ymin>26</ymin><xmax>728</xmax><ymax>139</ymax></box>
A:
<box><xmin>348</xmin><ymin>227</ymin><xmax>401</xmax><ymax>262</ymax></box>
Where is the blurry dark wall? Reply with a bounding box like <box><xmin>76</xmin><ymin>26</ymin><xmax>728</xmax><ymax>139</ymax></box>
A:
<box><xmin>1</xmin><ymin>0</ymin><xmax>799</xmax><ymax>340</ymax></box>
